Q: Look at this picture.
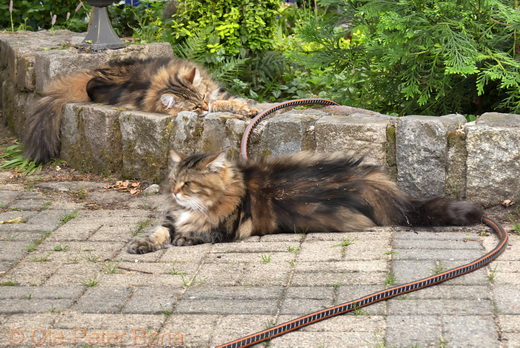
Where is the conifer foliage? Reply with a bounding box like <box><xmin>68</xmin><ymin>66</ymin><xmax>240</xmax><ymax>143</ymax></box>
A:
<box><xmin>292</xmin><ymin>0</ymin><xmax>520</xmax><ymax>115</ymax></box>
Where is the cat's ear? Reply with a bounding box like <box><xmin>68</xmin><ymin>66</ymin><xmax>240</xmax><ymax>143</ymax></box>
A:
<box><xmin>184</xmin><ymin>67</ymin><xmax>203</xmax><ymax>87</ymax></box>
<box><xmin>170</xmin><ymin>150</ymin><xmax>186</xmax><ymax>164</ymax></box>
<box><xmin>206</xmin><ymin>152</ymin><xmax>227</xmax><ymax>172</ymax></box>
<box><xmin>161</xmin><ymin>94</ymin><xmax>177</xmax><ymax>109</ymax></box>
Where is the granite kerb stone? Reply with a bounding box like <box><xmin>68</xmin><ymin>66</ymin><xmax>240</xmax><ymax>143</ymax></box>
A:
<box><xmin>465</xmin><ymin>113</ymin><xmax>520</xmax><ymax>205</ymax></box>
<box><xmin>396</xmin><ymin>114</ymin><xmax>467</xmax><ymax>198</ymax></box>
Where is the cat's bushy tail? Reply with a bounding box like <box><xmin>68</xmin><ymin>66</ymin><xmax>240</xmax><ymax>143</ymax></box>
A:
<box><xmin>401</xmin><ymin>197</ymin><xmax>482</xmax><ymax>227</ymax></box>
<box><xmin>23</xmin><ymin>72</ymin><xmax>92</xmax><ymax>163</ymax></box>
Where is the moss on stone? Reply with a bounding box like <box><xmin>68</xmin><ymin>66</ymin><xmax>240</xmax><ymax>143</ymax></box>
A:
<box><xmin>385</xmin><ymin>124</ymin><xmax>397</xmax><ymax>180</ymax></box>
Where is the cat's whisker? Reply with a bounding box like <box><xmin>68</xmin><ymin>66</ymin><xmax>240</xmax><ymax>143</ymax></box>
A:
<box><xmin>175</xmin><ymin>195</ymin><xmax>208</xmax><ymax>214</ymax></box>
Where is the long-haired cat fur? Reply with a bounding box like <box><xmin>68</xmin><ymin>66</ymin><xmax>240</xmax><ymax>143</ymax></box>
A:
<box><xmin>128</xmin><ymin>151</ymin><xmax>482</xmax><ymax>254</ymax></box>
<box><xmin>23</xmin><ymin>57</ymin><xmax>258</xmax><ymax>164</ymax></box>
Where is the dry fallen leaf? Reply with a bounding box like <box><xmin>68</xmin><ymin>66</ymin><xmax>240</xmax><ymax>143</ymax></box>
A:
<box><xmin>0</xmin><ymin>216</ymin><xmax>25</xmax><ymax>224</ymax></box>
<box><xmin>104</xmin><ymin>180</ymin><xmax>142</xmax><ymax>195</ymax></box>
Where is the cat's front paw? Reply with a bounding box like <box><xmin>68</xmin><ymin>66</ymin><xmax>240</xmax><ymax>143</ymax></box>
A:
<box><xmin>240</xmin><ymin>106</ymin><xmax>259</xmax><ymax>117</ymax></box>
<box><xmin>128</xmin><ymin>238</ymin><xmax>160</xmax><ymax>254</ymax></box>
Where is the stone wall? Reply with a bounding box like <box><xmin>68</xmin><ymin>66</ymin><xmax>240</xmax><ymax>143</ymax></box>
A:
<box><xmin>1</xmin><ymin>30</ymin><xmax>519</xmax><ymax>206</ymax></box>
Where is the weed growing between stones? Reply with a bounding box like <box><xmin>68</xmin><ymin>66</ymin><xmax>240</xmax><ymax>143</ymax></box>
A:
<box><xmin>261</xmin><ymin>254</ymin><xmax>272</xmax><ymax>263</ymax></box>
<box><xmin>60</xmin><ymin>210</ymin><xmax>78</xmax><ymax>225</ymax></box>
<box><xmin>0</xmin><ymin>280</ymin><xmax>16</xmax><ymax>286</ymax></box>
<box><xmin>0</xmin><ymin>142</ymin><xmax>42</xmax><ymax>175</ymax></box>
<box><xmin>431</xmin><ymin>260</ymin><xmax>444</xmax><ymax>275</ymax></box>
<box><xmin>331</xmin><ymin>235</ymin><xmax>355</xmax><ymax>247</ymax></box>
<box><xmin>132</xmin><ymin>218</ymin><xmax>154</xmax><ymax>237</ymax></box>
<box><xmin>385</xmin><ymin>271</ymin><xmax>397</xmax><ymax>286</ymax></box>
<box><xmin>82</xmin><ymin>278</ymin><xmax>99</xmax><ymax>287</ymax></box>
<box><xmin>487</xmin><ymin>265</ymin><xmax>498</xmax><ymax>282</ymax></box>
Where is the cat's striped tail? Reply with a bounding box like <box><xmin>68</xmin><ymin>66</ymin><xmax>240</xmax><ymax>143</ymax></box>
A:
<box><xmin>23</xmin><ymin>72</ymin><xmax>92</xmax><ymax>163</ymax></box>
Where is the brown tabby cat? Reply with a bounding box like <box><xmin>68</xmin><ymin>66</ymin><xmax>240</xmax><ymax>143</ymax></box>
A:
<box><xmin>127</xmin><ymin>150</ymin><xmax>481</xmax><ymax>254</ymax></box>
<box><xmin>23</xmin><ymin>57</ymin><xmax>258</xmax><ymax>163</ymax></box>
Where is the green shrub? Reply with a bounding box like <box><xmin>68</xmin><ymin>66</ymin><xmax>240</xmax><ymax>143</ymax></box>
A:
<box><xmin>0</xmin><ymin>0</ymin><xmax>90</xmax><ymax>32</ymax></box>
<box><xmin>169</xmin><ymin>0</ymin><xmax>283</xmax><ymax>56</ymax></box>
<box><xmin>288</xmin><ymin>0</ymin><xmax>520</xmax><ymax>115</ymax></box>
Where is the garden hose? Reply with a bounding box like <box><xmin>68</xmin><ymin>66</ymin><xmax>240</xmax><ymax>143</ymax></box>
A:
<box><xmin>216</xmin><ymin>216</ymin><xmax>508</xmax><ymax>348</ymax></box>
<box><xmin>240</xmin><ymin>98</ymin><xmax>339</xmax><ymax>160</ymax></box>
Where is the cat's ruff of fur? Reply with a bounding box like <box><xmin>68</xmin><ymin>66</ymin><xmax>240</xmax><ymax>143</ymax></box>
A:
<box><xmin>23</xmin><ymin>57</ymin><xmax>258</xmax><ymax>164</ymax></box>
<box><xmin>127</xmin><ymin>151</ymin><xmax>482</xmax><ymax>254</ymax></box>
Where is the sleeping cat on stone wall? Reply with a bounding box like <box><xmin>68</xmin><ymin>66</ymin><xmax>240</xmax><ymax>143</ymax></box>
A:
<box><xmin>23</xmin><ymin>57</ymin><xmax>258</xmax><ymax>164</ymax></box>
<box><xmin>127</xmin><ymin>150</ymin><xmax>481</xmax><ymax>254</ymax></box>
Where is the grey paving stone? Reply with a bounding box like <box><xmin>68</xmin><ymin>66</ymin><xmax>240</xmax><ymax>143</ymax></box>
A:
<box><xmin>177</xmin><ymin>286</ymin><xmax>283</xmax><ymax>315</ymax></box>
<box><xmin>73</xmin><ymin>286</ymin><xmax>132</xmax><ymax>313</ymax></box>
<box><xmin>335</xmin><ymin>285</ymin><xmax>388</xmax><ymax>315</ymax></box>
<box><xmin>387</xmin><ymin>299</ymin><xmax>493</xmax><ymax>316</ymax></box>
<box><xmin>442</xmin><ymin>315</ymin><xmax>499</xmax><ymax>348</ymax></box>
<box><xmin>0</xmin><ymin>298</ymin><xmax>74</xmax><ymax>314</ymax></box>
<box><xmin>0</xmin><ymin>285</ymin><xmax>83</xmax><ymax>299</ymax></box>
<box><xmin>54</xmin><ymin>312</ymin><xmax>165</xmax><ymax>331</ymax></box>
<box><xmin>499</xmin><ymin>315</ymin><xmax>520</xmax><ymax>332</ymax></box>
<box><xmin>44</xmin><ymin>263</ymin><xmax>104</xmax><ymax>287</ymax></box>
<box><xmin>122</xmin><ymin>286</ymin><xmax>183</xmax><ymax>314</ymax></box>
<box><xmin>392</xmin><ymin>236</ymin><xmax>482</xmax><ymax>250</ymax></box>
<box><xmin>269</xmin><ymin>330</ymin><xmax>385</xmax><ymax>348</ymax></box>
<box><xmin>8</xmin><ymin>192</ymin><xmax>49</xmax><ymax>210</ymax></box>
<box><xmin>386</xmin><ymin>315</ymin><xmax>443</xmax><ymax>347</ymax></box>
<box><xmin>392</xmin><ymin>259</ymin><xmax>489</xmax><ymax>285</ymax></box>
<box><xmin>280</xmin><ymin>286</ymin><xmax>336</xmax><ymax>315</ymax></box>
<box><xmin>3</xmin><ymin>261</ymin><xmax>60</xmax><ymax>286</ymax></box>
<box><xmin>291</xmin><ymin>269</ymin><xmax>386</xmax><ymax>287</ymax></box>
<box><xmin>211</xmin><ymin>314</ymin><xmax>276</xmax><ymax>346</ymax></box>
<box><xmin>0</xmin><ymin>241</ymin><xmax>28</xmax><ymax>261</ymax></box>
<box><xmin>163</xmin><ymin>314</ymin><xmax>219</xmax><ymax>347</ymax></box>
<box><xmin>0</xmin><ymin>191</ymin><xmax>21</xmax><ymax>207</ymax></box>
<box><xmin>494</xmin><ymin>285</ymin><xmax>520</xmax><ymax>314</ymax></box>
<box><xmin>392</xmin><ymin>248</ymin><xmax>484</xmax><ymax>261</ymax></box>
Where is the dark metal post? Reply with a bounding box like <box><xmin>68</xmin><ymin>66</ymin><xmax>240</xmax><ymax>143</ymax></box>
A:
<box><xmin>78</xmin><ymin>0</ymin><xmax>126</xmax><ymax>50</ymax></box>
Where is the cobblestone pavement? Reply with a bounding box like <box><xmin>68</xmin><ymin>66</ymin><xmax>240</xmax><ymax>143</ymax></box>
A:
<box><xmin>0</xmin><ymin>164</ymin><xmax>519</xmax><ymax>348</ymax></box>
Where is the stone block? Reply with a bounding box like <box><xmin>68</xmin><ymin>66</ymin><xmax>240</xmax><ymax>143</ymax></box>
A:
<box><xmin>0</xmin><ymin>30</ymin><xmax>83</xmax><ymax>92</ymax></box>
<box><xmin>119</xmin><ymin>110</ymin><xmax>175</xmax><ymax>182</ymax></box>
<box><xmin>315</xmin><ymin>113</ymin><xmax>395</xmax><ymax>167</ymax></box>
<box><xmin>61</xmin><ymin>103</ymin><xmax>123</xmax><ymax>176</ymax></box>
<box><xmin>396</xmin><ymin>114</ymin><xmax>466</xmax><ymax>198</ymax></box>
<box><xmin>1</xmin><ymin>80</ymin><xmax>36</xmax><ymax>137</ymax></box>
<box><xmin>225</xmin><ymin>117</ymin><xmax>249</xmax><ymax>160</ymax></box>
<box><xmin>465</xmin><ymin>113</ymin><xmax>520</xmax><ymax>205</ymax></box>
<box><xmin>14</xmin><ymin>52</ymin><xmax>35</xmax><ymax>91</ymax></box>
<box><xmin>34</xmin><ymin>42</ymin><xmax>173</xmax><ymax>93</ymax></box>
<box><xmin>248</xmin><ymin>110</ymin><xmax>324</xmax><ymax>159</ymax></box>
<box><xmin>446</xmin><ymin>128</ymin><xmax>468</xmax><ymax>198</ymax></box>
<box><xmin>199</xmin><ymin>113</ymin><xmax>247</xmax><ymax>158</ymax></box>
<box><xmin>170</xmin><ymin>112</ymin><xmax>204</xmax><ymax>155</ymax></box>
